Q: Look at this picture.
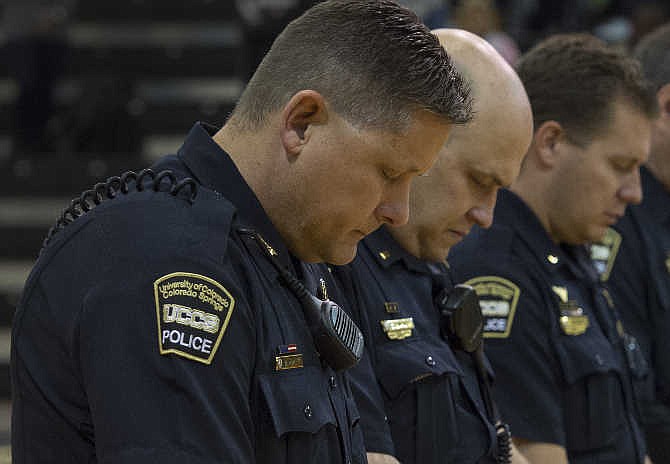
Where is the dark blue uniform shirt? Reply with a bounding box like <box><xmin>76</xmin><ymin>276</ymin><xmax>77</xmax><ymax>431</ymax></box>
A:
<box><xmin>449</xmin><ymin>189</ymin><xmax>646</xmax><ymax>464</ymax></box>
<box><xmin>338</xmin><ymin>227</ymin><xmax>496</xmax><ymax>464</ymax></box>
<box><xmin>11</xmin><ymin>122</ymin><xmax>366</xmax><ymax>464</ymax></box>
<box><xmin>590</xmin><ymin>166</ymin><xmax>670</xmax><ymax>460</ymax></box>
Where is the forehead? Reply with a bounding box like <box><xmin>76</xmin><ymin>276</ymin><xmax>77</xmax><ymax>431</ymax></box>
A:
<box><xmin>587</xmin><ymin>102</ymin><xmax>651</xmax><ymax>162</ymax></box>
<box><xmin>444</xmin><ymin>121</ymin><xmax>525</xmax><ymax>185</ymax></box>
<box><xmin>364</xmin><ymin>113</ymin><xmax>452</xmax><ymax>170</ymax></box>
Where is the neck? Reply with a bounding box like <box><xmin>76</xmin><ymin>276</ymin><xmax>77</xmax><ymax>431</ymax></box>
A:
<box><xmin>646</xmin><ymin>152</ymin><xmax>670</xmax><ymax>192</ymax></box>
<box><xmin>213</xmin><ymin>122</ymin><xmax>276</xmax><ymax>201</ymax></box>
<box><xmin>386</xmin><ymin>225</ymin><xmax>421</xmax><ymax>258</ymax></box>
<box><xmin>510</xmin><ymin>175</ymin><xmax>557</xmax><ymax>243</ymax></box>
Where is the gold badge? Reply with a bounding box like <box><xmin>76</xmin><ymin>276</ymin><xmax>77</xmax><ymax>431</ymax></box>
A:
<box><xmin>590</xmin><ymin>228</ymin><xmax>621</xmax><ymax>281</ymax></box>
<box><xmin>154</xmin><ymin>272</ymin><xmax>235</xmax><ymax>365</ymax></box>
<box><xmin>551</xmin><ymin>286</ymin><xmax>568</xmax><ymax>303</ymax></box>
<box><xmin>559</xmin><ymin>301</ymin><xmax>589</xmax><ymax>336</ymax></box>
<box><xmin>464</xmin><ymin>276</ymin><xmax>520</xmax><ymax>339</ymax></box>
<box><xmin>380</xmin><ymin>317</ymin><xmax>414</xmax><ymax>340</ymax></box>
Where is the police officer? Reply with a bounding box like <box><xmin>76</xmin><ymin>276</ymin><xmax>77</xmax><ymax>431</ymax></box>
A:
<box><xmin>336</xmin><ymin>29</ymin><xmax>533</xmax><ymax>464</ymax></box>
<box><xmin>589</xmin><ymin>23</ymin><xmax>670</xmax><ymax>463</ymax></box>
<box><xmin>10</xmin><ymin>1</ymin><xmax>473</xmax><ymax>462</ymax></box>
<box><xmin>449</xmin><ymin>34</ymin><xmax>657</xmax><ymax>463</ymax></box>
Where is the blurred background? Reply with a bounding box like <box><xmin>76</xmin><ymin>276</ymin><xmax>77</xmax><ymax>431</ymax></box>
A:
<box><xmin>0</xmin><ymin>0</ymin><xmax>668</xmax><ymax>457</ymax></box>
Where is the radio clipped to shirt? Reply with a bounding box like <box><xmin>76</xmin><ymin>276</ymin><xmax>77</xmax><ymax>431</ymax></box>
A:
<box><xmin>434</xmin><ymin>284</ymin><xmax>484</xmax><ymax>353</ymax></box>
<box><xmin>239</xmin><ymin>229</ymin><xmax>364</xmax><ymax>371</ymax></box>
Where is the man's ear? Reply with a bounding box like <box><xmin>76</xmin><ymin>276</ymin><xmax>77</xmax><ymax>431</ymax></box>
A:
<box><xmin>657</xmin><ymin>83</ymin><xmax>670</xmax><ymax>118</ymax></box>
<box><xmin>280</xmin><ymin>90</ymin><xmax>329</xmax><ymax>157</ymax></box>
<box><xmin>533</xmin><ymin>120</ymin><xmax>565</xmax><ymax>169</ymax></box>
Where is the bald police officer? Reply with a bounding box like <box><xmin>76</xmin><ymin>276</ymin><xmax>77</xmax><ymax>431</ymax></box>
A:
<box><xmin>337</xmin><ymin>28</ymin><xmax>533</xmax><ymax>464</ymax></box>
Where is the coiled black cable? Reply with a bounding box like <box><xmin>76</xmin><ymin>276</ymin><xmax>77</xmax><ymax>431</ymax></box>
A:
<box><xmin>496</xmin><ymin>421</ymin><xmax>512</xmax><ymax>464</ymax></box>
<box><xmin>41</xmin><ymin>168</ymin><xmax>197</xmax><ymax>251</ymax></box>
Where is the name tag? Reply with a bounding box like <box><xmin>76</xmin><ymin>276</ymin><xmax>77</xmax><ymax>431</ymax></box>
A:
<box><xmin>380</xmin><ymin>317</ymin><xmax>415</xmax><ymax>340</ymax></box>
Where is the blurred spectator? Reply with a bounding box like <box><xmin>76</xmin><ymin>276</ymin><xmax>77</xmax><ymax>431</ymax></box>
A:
<box><xmin>629</xmin><ymin>1</ymin><xmax>669</xmax><ymax>46</ymax></box>
<box><xmin>452</xmin><ymin>0</ymin><xmax>521</xmax><ymax>64</ymax></box>
<box><xmin>2</xmin><ymin>0</ymin><xmax>74</xmax><ymax>155</ymax></box>
<box><xmin>398</xmin><ymin>0</ymin><xmax>450</xmax><ymax>28</ymax></box>
<box><xmin>234</xmin><ymin>0</ymin><xmax>317</xmax><ymax>82</ymax></box>
<box><xmin>64</xmin><ymin>77</ymin><xmax>142</xmax><ymax>156</ymax></box>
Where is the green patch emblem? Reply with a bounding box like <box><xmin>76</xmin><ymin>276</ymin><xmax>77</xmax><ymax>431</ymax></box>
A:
<box><xmin>590</xmin><ymin>228</ymin><xmax>621</xmax><ymax>281</ymax></box>
<box><xmin>464</xmin><ymin>276</ymin><xmax>520</xmax><ymax>338</ymax></box>
<box><xmin>154</xmin><ymin>272</ymin><xmax>235</xmax><ymax>365</ymax></box>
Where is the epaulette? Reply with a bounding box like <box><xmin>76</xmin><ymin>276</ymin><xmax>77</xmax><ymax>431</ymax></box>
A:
<box><xmin>41</xmin><ymin>169</ymin><xmax>198</xmax><ymax>252</ymax></box>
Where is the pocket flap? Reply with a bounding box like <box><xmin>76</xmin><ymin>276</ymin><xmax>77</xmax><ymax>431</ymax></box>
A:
<box><xmin>259</xmin><ymin>366</ymin><xmax>337</xmax><ymax>437</ymax></box>
<box><xmin>375</xmin><ymin>338</ymin><xmax>462</xmax><ymax>399</ymax></box>
<box><xmin>555</xmin><ymin>334</ymin><xmax>620</xmax><ymax>385</ymax></box>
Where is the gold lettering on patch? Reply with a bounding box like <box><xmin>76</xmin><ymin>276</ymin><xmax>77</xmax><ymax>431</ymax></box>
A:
<box><xmin>275</xmin><ymin>354</ymin><xmax>304</xmax><ymax>371</ymax></box>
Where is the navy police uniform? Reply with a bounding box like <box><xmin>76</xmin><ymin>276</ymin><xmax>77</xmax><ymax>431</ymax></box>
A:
<box><xmin>337</xmin><ymin>226</ymin><xmax>497</xmax><ymax>464</ymax></box>
<box><xmin>590</xmin><ymin>166</ymin><xmax>670</xmax><ymax>462</ymax></box>
<box><xmin>11</xmin><ymin>122</ymin><xmax>365</xmax><ymax>463</ymax></box>
<box><xmin>449</xmin><ymin>189</ymin><xmax>646</xmax><ymax>464</ymax></box>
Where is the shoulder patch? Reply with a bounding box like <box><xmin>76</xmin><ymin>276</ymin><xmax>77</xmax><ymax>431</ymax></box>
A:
<box><xmin>154</xmin><ymin>272</ymin><xmax>235</xmax><ymax>364</ymax></box>
<box><xmin>463</xmin><ymin>276</ymin><xmax>520</xmax><ymax>338</ymax></box>
<box><xmin>590</xmin><ymin>228</ymin><xmax>621</xmax><ymax>281</ymax></box>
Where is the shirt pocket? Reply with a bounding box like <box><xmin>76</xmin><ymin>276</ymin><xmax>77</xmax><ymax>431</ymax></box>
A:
<box><xmin>259</xmin><ymin>366</ymin><xmax>337</xmax><ymax>436</ymax></box>
<box><xmin>257</xmin><ymin>366</ymin><xmax>341</xmax><ymax>463</ymax></box>
<box><xmin>375</xmin><ymin>337</ymin><xmax>462</xmax><ymax>400</ymax></box>
<box><xmin>555</xmin><ymin>334</ymin><xmax>626</xmax><ymax>452</ymax></box>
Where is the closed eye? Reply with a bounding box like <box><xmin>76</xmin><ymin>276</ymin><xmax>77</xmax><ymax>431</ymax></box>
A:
<box><xmin>611</xmin><ymin>158</ymin><xmax>637</xmax><ymax>173</ymax></box>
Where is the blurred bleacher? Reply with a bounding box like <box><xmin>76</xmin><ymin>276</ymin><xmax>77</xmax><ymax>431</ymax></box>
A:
<box><xmin>0</xmin><ymin>0</ymin><xmax>247</xmax><ymax>448</ymax></box>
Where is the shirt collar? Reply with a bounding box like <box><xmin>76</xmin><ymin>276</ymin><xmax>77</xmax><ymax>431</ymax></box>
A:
<box><xmin>362</xmin><ymin>226</ymin><xmax>448</xmax><ymax>276</ymax></box>
<box><xmin>641</xmin><ymin>165</ymin><xmax>670</xmax><ymax>225</ymax></box>
<box><xmin>495</xmin><ymin>189</ymin><xmax>589</xmax><ymax>279</ymax></box>
<box><xmin>177</xmin><ymin>122</ymin><xmax>292</xmax><ymax>265</ymax></box>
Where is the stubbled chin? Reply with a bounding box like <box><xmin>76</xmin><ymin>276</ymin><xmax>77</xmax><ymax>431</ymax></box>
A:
<box><xmin>420</xmin><ymin>245</ymin><xmax>450</xmax><ymax>262</ymax></box>
<box><xmin>324</xmin><ymin>245</ymin><xmax>359</xmax><ymax>266</ymax></box>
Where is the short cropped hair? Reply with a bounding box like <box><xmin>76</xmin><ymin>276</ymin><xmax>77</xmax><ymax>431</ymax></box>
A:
<box><xmin>516</xmin><ymin>34</ymin><xmax>657</xmax><ymax>146</ymax></box>
<box><xmin>231</xmin><ymin>0</ymin><xmax>472</xmax><ymax>132</ymax></box>
<box><xmin>634</xmin><ymin>22</ymin><xmax>670</xmax><ymax>91</ymax></box>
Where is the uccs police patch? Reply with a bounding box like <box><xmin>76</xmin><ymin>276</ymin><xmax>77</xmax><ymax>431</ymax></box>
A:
<box><xmin>463</xmin><ymin>276</ymin><xmax>520</xmax><ymax>338</ymax></box>
<box><xmin>154</xmin><ymin>272</ymin><xmax>235</xmax><ymax>364</ymax></box>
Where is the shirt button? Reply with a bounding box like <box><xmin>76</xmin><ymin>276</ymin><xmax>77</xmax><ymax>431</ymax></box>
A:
<box><xmin>595</xmin><ymin>354</ymin><xmax>603</xmax><ymax>365</ymax></box>
<box><xmin>304</xmin><ymin>404</ymin><xmax>312</xmax><ymax>419</ymax></box>
<box><xmin>329</xmin><ymin>376</ymin><xmax>337</xmax><ymax>389</ymax></box>
<box><xmin>425</xmin><ymin>355</ymin><xmax>436</xmax><ymax>367</ymax></box>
